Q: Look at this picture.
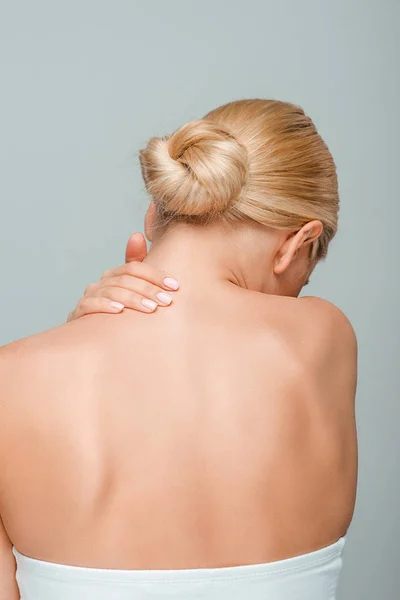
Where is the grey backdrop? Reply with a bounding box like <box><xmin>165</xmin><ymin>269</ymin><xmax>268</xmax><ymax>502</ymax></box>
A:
<box><xmin>0</xmin><ymin>1</ymin><xmax>398</xmax><ymax>598</ymax></box>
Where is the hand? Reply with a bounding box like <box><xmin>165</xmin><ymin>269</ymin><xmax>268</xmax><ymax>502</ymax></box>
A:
<box><xmin>67</xmin><ymin>233</ymin><xmax>179</xmax><ymax>322</ymax></box>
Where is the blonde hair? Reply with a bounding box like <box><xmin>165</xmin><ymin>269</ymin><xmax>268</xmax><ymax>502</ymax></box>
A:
<box><xmin>139</xmin><ymin>99</ymin><xmax>339</xmax><ymax>264</ymax></box>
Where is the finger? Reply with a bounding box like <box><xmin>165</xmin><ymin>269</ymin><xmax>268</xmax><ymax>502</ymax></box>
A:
<box><xmin>68</xmin><ymin>297</ymin><xmax>125</xmax><ymax>321</ymax></box>
<box><xmin>100</xmin><ymin>261</ymin><xmax>180</xmax><ymax>291</ymax></box>
<box><xmin>93</xmin><ymin>276</ymin><xmax>174</xmax><ymax>306</ymax></box>
<box><xmin>125</xmin><ymin>232</ymin><xmax>147</xmax><ymax>263</ymax></box>
<box><xmin>96</xmin><ymin>286</ymin><xmax>160</xmax><ymax>313</ymax></box>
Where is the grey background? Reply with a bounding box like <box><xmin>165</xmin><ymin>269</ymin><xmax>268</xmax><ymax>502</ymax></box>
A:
<box><xmin>0</xmin><ymin>1</ymin><xmax>398</xmax><ymax>598</ymax></box>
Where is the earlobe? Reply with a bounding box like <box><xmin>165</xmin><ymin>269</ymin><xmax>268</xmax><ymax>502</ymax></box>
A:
<box><xmin>273</xmin><ymin>231</ymin><xmax>301</xmax><ymax>275</ymax></box>
<box><xmin>273</xmin><ymin>254</ymin><xmax>290</xmax><ymax>275</ymax></box>
<box><xmin>273</xmin><ymin>221</ymin><xmax>323</xmax><ymax>276</ymax></box>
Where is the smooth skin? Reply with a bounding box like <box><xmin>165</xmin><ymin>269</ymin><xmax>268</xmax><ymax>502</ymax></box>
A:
<box><xmin>0</xmin><ymin>209</ymin><xmax>358</xmax><ymax>599</ymax></box>
<box><xmin>67</xmin><ymin>232</ymin><xmax>181</xmax><ymax>321</ymax></box>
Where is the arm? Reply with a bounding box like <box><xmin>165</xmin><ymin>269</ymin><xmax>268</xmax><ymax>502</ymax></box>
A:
<box><xmin>0</xmin><ymin>517</ymin><xmax>19</xmax><ymax>600</ymax></box>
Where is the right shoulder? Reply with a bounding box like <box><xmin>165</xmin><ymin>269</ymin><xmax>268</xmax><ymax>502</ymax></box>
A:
<box><xmin>297</xmin><ymin>295</ymin><xmax>358</xmax><ymax>398</ymax></box>
<box><xmin>298</xmin><ymin>295</ymin><xmax>358</xmax><ymax>352</ymax></box>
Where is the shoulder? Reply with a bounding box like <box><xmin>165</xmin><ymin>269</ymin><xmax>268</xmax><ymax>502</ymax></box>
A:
<box><xmin>0</xmin><ymin>335</ymin><xmax>33</xmax><ymax>378</ymax></box>
<box><xmin>298</xmin><ymin>295</ymin><xmax>358</xmax><ymax>351</ymax></box>
<box><xmin>0</xmin><ymin>317</ymin><xmax>108</xmax><ymax>398</ymax></box>
<box><xmin>0</xmin><ymin>328</ymin><xmax>58</xmax><ymax>370</ymax></box>
<box><xmin>297</xmin><ymin>295</ymin><xmax>358</xmax><ymax>393</ymax></box>
<box><xmin>0</xmin><ymin>321</ymin><xmax>86</xmax><ymax>396</ymax></box>
<box><xmin>0</xmin><ymin>318</ymin><xmax>94</xmax><ymax>363</ymax></box>
<box><xmin>0</xmin><ymin>332</ymin><xmax>50</xmax><ymax>412</ymax></box>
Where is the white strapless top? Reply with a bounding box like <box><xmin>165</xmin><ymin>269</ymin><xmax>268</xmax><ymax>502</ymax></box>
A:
<box><xmin>13</xmin><ymin>536</ymin><xmax>346</xmax><ymax>600</ymax></box>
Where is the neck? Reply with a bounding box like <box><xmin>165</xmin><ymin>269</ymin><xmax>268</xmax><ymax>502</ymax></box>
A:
<box><xmin>143</xmin><ymin>222</ymin><xmax>301</xmax><ymax>297</ymax></box>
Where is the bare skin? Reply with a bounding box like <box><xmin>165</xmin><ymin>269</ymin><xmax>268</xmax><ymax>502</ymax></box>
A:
<box><xmin>67</xmin><ymin>232</ymin><xmax>181</xmax><ymax>321</ymax></box>
<box><xmin>0</xmin><ymin>216</ymin><xmax>358</xmax><ymax>598</ymax></box>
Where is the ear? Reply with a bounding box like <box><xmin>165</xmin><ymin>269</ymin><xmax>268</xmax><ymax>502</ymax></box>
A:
<box><xmin>273</xmin><ymin>220</ymin><xmax>323</xmax><ymax>275</ymax></box>
<box><xmin>144</xmin><ymin>200</ymin><xmax>157</xmax><ymax>242</ymax></box>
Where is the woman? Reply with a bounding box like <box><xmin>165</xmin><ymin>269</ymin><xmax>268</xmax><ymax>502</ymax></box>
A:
<box><xmin>0</xmin><ymin>99</ymin><xmax>358</xmax><ymax>600</ymax></box>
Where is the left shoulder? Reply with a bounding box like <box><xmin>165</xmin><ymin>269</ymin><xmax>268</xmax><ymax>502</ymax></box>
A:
<box><xmin>0</xmin><ymin>320</ymin><xmax>82</xmax><ymax>368</ymax></box>
<box><xmin>0</xmin><ymin>324</ymin><xmax>73</xmax><ymax>405</ymax></box>
<box><xmin>0</xmin><ymin>331</ymin><xmax>49</xmax><ymax>379</ymax></box>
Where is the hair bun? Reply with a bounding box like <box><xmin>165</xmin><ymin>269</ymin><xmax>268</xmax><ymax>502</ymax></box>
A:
<box><xmin>139</xmin><ymin>119</ymin><xmax>248</xmax><ymax>216</ymax></box>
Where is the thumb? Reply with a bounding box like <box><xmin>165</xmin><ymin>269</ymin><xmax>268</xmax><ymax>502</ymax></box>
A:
<box><xmin>125</xmin><ymin>232</ymin><xmax>148</xmax><ymax>263</ymax></box>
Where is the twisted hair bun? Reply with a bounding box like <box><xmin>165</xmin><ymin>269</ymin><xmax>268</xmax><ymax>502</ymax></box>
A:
<box><xmin>139</xmin><ymin>119</ymin><xmax>248</xmax><ymax>216</ymax></box>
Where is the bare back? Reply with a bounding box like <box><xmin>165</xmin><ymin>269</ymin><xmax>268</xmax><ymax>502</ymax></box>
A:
<box><xmin>0</xmin><ymin>287</ymin><xmax>358</xmax><ymax>569</ymax></box>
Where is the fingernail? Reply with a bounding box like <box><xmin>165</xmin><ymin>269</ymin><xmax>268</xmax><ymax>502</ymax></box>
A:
<box><xmin>141</xmin><ymin>299</ymin><xmax>157</xmax><ymax>311</ymax></box>
<box><xmin>156</xmin><ymin>292</ymin><xmax>173</xmax><ymax>305</ymax></box>
<box><xmin>163</xmin><ymin>277</ymin><xmax>180</xmax><ymax>290</ymax></box>
<box><xmin>110</xmin><ymin>302</ymin><xmax>124</xmax><ymax>311</ymax></box>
